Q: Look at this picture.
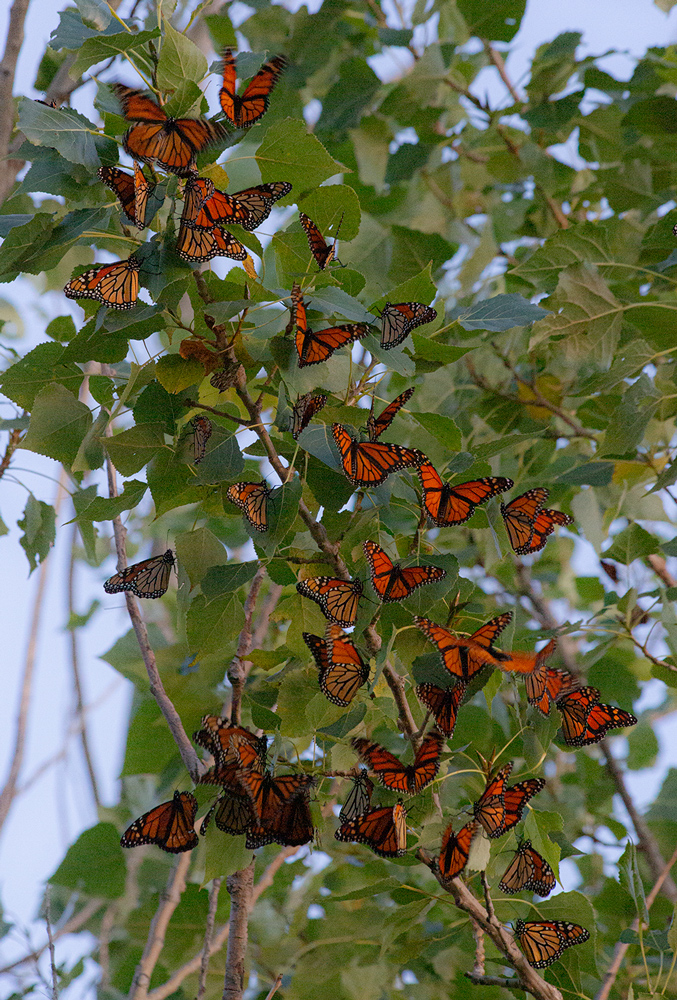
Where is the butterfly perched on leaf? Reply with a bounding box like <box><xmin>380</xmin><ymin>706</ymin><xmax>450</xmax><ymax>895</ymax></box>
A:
<box><xmin>191</xmin><ymin>415</ymin><xmax>212</xmax><ymax>464</ymax></box>
<box><xmin>64</xmin><ymin>254</ymin><xmax>140</xmax><ymax>309</ymax></box>
<box><xmin>200</xmin><ymin>788</ymin><xmax>254</xmax><ymax>836</ymax></box>
<box><xmin>112</xmin><ymin>84</ymin><xmax>225</xmax><ymax>176</ymax></box>
<box><xmin>335</xmin><ymin>801</ymin><xmax>407</xmax><ymax>858</ymax></box>
<box><xmin>417</xmin><ymin>461</ymin><xmax>513</xmax><ymax>527</ymax></box>
<box><xmin>414</xmin><ymin>613</ymin><xmax>512</xmax><ymax>684</ymax></box>
<box><xmin>380</xmin><ymin>301</ymin><xmax>436</xmax><ymax>350</ymax></box>
<box><xmin>351</xmin><ymin>731</ymin><xmax>444</xmax><ymax>796</ymax></box>
<box><xmin>121</xmin><ymin>790</ymin><xmax>198</xmax><ymax>853</ymax></box>
<box><xmin>339</xmin><ymin>771</ymin><xmax>374</xmax><ymax>823</ymax></box>
<box><xmin>523</xmin><ymin>656</ymin><xmax>577</xmax><ymax>717</ymax></box>
<box><xmin>176</xmin><ymin>221</ymin><xmax>248</xmax><ymax>263</ymax></box>
<box><xmin>556</xmin><ymin>686</ymin><xmax>637</xmax><ymax>746</ymax></box>
<box><xmin>219</xmin><ymin>48</ymin><xmax>287</xmax><ymax>129</ymax></box>
<box><xmin>367</xmin><ymin>388</ymin><xmax>415</xmax><ymax>441</ymax></box>
<box><xmin>291</xmin><ymin>283</ymin><xmax>368</xmax><ymax>367</ymax></box>
<box><xmin>473</xmin><ymin>761</ymin><xmax>545</xmax><ymax>838</ymax></box>
<box><xmin>226</xmin><ymin>481</ymin><xmax>270</xmax><ymax>531</ymax></box>
<box><xmin>236</xmin><ymin>768</ymin><xmax>315</xmax><ymax>848</ymax></box>
<box><xmin>103</xmin><ymin>549</ymin><xmax>175</xmax><ymax>599</ymax></box>
<box><xmin>299</xmin><ymin>212</ymin><xmax>344</xmax><ymax>270</ymax></box>
<box><xmin>435</xmin><ymin>819</ymin><xmax>477</xmax><ymax>883</ymax></box>
<box><xmin>303</xmin><ymin>627</ymin><xmax>370</xmax><ymax>706</ymax></box>
<box><xmin>499</xmin><ymin>840</ymin><xmax>556</xmax><ymax>896</ymax></box>
<box><xmin>296</xmin><ymin>575</ymin><xmax>363</xmax><ymax>627</ymax></box>
<box><xmin>332</xmin><ymin>423</ymin><xmax>424</xmax><ymax>487</ymax></box>
<box><xmin>291</xmin><ymin>392</ymin><xmax>327</xmax><ymax>439</ymax></box>
<box><xmin>501</xmin><ymin>488</ymin><xmax>573</xmax><ymax>555</ymax></box>
<box><xmin>98</xmin><ymin>162</ymin><xmax>152</xmax><ymax>228</ymax></box>
<box><xmin>189</xmin><ymin>180</ymin><xmax>292</xmax><ymax>232</ymax></box>
<box><xmin>513</xmin><ymin>919</ymin><xmax>589</xmax><ymax>969</ymax></box>
<box><xmin>363</xmin><ymin>539</ymin><xmax>446</xmax><ymax>603</ymax></box>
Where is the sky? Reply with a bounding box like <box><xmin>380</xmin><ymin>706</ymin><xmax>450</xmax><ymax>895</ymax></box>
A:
<box><xmin>1</xmin><ymin>0</ymin><xmax>677</xmax><ymax>991</ymax></box>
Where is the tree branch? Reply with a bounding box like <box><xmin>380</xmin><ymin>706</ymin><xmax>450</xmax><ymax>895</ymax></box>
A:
<box><xmin>197</xmin><ymin>878</ymin><xmax>222</xmax><ymax>1000</ymax></box>
<box><xmin>223</xmin><ymin>859</ymin><xmax>256</xmax><ymax>1000</ymax></box>
<box><xmin>647</xmin><ymin>553</ymin><xmax>677</xmax><ymax>589</ymax></box>
<box><xmin>128</xmin><ymin>853</ymin><xmax>192</xmax><ymax>1000</ymax></box>
<box><xmin>146</xmin><ymin>848</ymin><xmax>297</xmax><ymax>1000</ymax></box>
<box><xmin>105</xmin><ymin>445</ymin><xmax>200</xmax><ymax>781</ymax></box>
<box><xmin>0</xmin><ymin>0</ymin><xmax>30</xmax><ymax>202</ymax></box>
<box><xmin>0</xmin><ymin>427</ymin><xmax>22</xmax><ymax>480</ymax></box>
<box><xmin>417</xmin><ymin>849</ymin><xmax>563</xmax><ymax>1000</ymax></box>
<box><xmin>483</xmin><ymin>42</ymin><xmax>522</xmax><ymax>104</ymax></box>
<box><xmin>228</xmin><ymin>567</ymin><xmax>266</xmax><ymax>724</ymax></box>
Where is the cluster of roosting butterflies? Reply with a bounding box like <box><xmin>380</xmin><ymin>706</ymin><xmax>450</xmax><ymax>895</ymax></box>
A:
<box><xmin>86</xmin><ymin>47</ymin><xmax>636</xmax><ymax>977</ymax></box>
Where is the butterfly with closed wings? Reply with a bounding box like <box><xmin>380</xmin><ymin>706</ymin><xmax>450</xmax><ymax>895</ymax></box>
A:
<box><xmin>98</xmin><ymin>162</ymin><xmax>152</xmax><ymax>229</ymax></box>
<box><xmin>291</xmin><ymin>392</ymin><xmax>327</xmax><ymax>440</ymax></box>
<box><xmin>556</xmin><ymin>686</ymin><xmax>637</xmax><ymax>746</ymax></box>
<box><xmin>513</xmin><ymin>919</ymin><xmax>589</xmax><ymax>969</ymax></box>
<box><xmin>103</xmin><ymin>549</ymin><xmax>174</xmax><ymax>599</ymax></box>
<box><xmin>380</xmin><ymin>301</ymin><xmax>437</xmax><ymax>350</ymax></box>
<box><xmin>300</xmin><ymin>212</ymin><xmax>344</xmax><ymax>269</ymax></box>
<box><xmin>499</xmin><ymin>840</ymin><xmax>556</xmax><ymax>896</ymax></box>
<box><xmin>303</xmin><ymin>627</ymin><xmax>371</xmax><ymax>706</ymax></box>
<box><xmin>64</xmin><ymin>254</ymin><xmax>140</xmax><ymax>310</ymax></box>
<box><xmin>226</xmin><ymin>481</ymin><xmax>270</xmax><ymax>531</ymax></box>
<box><xmin>367</xmin><ymin>388</ymin><xmax>415</xmax><ymax>441</ymax></box>
<box><xmin>436</xmin><ymin>819</ymin><xmax>478</xmax><ymax>883</ymax></box>
<box><xmin>296</xmin><ymin>575</ymin><xmax>363</xmax><ymax>627</ymax></box>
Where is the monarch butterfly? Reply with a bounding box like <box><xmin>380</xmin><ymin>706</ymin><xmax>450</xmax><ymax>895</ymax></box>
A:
<box><xmin>363</xmin><ymin>540</ymin><xmax>446</xmax><ymax>603</ymax></box>
<box><xmin>193</xmin><ymin>717</ymin><xmax>267</xmax><ymax>771</ymax></box>
<box><xmin>299</xmin><ymin>212</ymin><xmax>344</xmax><ymax>270</ymax></box>
<box><xmin>414</xmin><ymin>614</ymin><xmax>510</xmax><ymax>684</ymax></box>
<box><xmin>200</xmin><ymin>788</ymin><xmax>254</xmax><ymax>837</ymax></box>
<box><xmin>120</xmin><ymin>790</ymin><xmax>199</xmax><ymax>853</ymax></box>
<box><xmin>103</xmin><ymin>549</ymin><xmax>175</xmax><ymax>599</ymax></box>
<box><xmin>332</xmin><ymin>424</ymin><xmax>424</xmax><ymax>487</ymax></box>
<box><xmin>496</xmin><ymin>637</ymin><xmax>557</xmax><ymax>678</ymax></box>
<box><xmin>501</xmin><ymin>488</ymin><xmax>573</xmax><ymax>555</ymax></box>
<box><xmin>513</xmin><ymin>919</ymin><xmax>590</xmax><ymax>969</ymax></box>
<box><xmin>236</xmin><ymin>768</ymin><xmax>315</xmax><ymax>847</ymax></box>
<box><xmin>176</xmin><ymin>221</ymin><xmax>248</xmax><ymax>263</ymax></box>
<box><xmin>64</xmin><ymin>254</ymin><xmax>140</xmax><ymax>310</ymax></box>
<box><xmin>192</xmin><ymin>181</ymin><xmax>292</xmax><ymax>231</ymax></box>
<box><xmin>380</xmin><ymin>301</ymin><xmax>437</xmax><ymax>350</ymax></box>
<box><xmin>209</xmin><ymin>359</ymin><xmax>242</xmax><ymax>393</ymax></box>
<box><xmin>473</xmin><ymin>762</ymin><xmax>545</xmax><ymax>838</ymax></box>
<box><xmin>351</xmin><ymin>731</ymin><xmax>444</xmax><ymax>796</ymax></box>
<box><xmin>367</xmin><ymin>388</ymin><xmax>415</xmax><ymax>441</ymax></box>
<box><xmin>339</xmin><ymin>771</ymin><xmax>374</xmax><ymax>823</ymax></box>
<box><xmin>191</xmin><ymin>415</ymin><xmax>212</xmax><ymax>464</ymax></box>
<box><xmin>416</xmin><ymin>681</ymin><xmax>466</xmax><ymax>738</ymax></box>
<box><xmin>556</xmin><ymin>687</ymin><xmax>637</xmax><ymax>747</ymax></box>
<box><xmin>303</xmin><ymin>627</ymin><xmax>370</xmax><ymax>706</ymax></box>
<box><xmin>97</xmin><ymin>162</ymin><xmax>151</xmax><ymax>228</ymax></box>
<box><xmin>524</xmin><ymin>658</ymin><xmax>577</xmax><ymax>717</ymax></box>
<box><xmin>291</xmin><ymin>392</ymin><xmax>327</xmax><ymax>440</ymax></box>
<box><xmin>436</xmin><ymin>819</ymin><xmax>477</xmax><ymax>883</ymax></box>
<box><xmin>219</xmin><ymin>49</ymin><xmax>287</xmax><ymax>129</ymax></box>
<box><xmin>246</xmin><ymin>791</ymin><xmax>315</xmax><ymax>849</ymax></box>
<box><xmin>226</xmin><ymin>481</ymin><xmax>270</xmax><ymax>531</ymax></box>
<box><xmin>112</xmin><ymin>84</ymin><xmax>225</xmax><ymax>176</ymax></box>
<box><xmin>335</xmin><ymin>801</ymin><xmax>408</xmax><ymax>858</ymax></box>
<box><xmin>499</xmin><ymin>840</ymin><xmax>556</xmax><ymax>896</ymax></box>
<box><xmin>417</xmin><ymin>461</ymin><xmax>514</xmax><ymax>527</ymax></box>
<box><xmin>291</xmin><ymin>283</ymin><xmax>367</xmax><ymax>367</ymax></box>
<box><xmin>296</xmin><ymin>576</ymin><xmax>363</xmax><ymax>627</ymax></box>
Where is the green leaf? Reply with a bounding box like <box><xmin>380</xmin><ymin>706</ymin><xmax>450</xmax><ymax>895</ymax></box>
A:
<box><xmin>193</xmin><ymin>429</ymin><xmax>244</xmax><ymax>485</ymax></box>
<box><xmin>21</xmin><ymin>383</ymin><xmax>92</xmax><ymax>466</ymax></box>
<box><xmin>155</xmin><ymin>354</ymin><xmax>204</xmax><ymax>393</ymax></box>
<box><xmin>0</xmin><ymin>342</ymin><xmax>82</xmax><ymax>409</ymax></box>
<box><xmin>104</xmin><ymin>423</ymin><xmax>166</xmax><ymax>476</ymax></box>
<box><xmin>201</xmin><ymin>562</ymin><xmax>259</xmax><ymax>599</ymax></box>
<box><xmin>410</xmin><ymin>336</ymin><xmax>470</xmax><ymax>365</ymax></box>
<box><xmin>457</xmin><ymin>294</ymin><xmax>549</xmax><ymax>332</ymax></box>
<box><xmin>457</xmin><ymin>0</ymin><xmax>526</xmax><ymax>41</ymax></box>
<box><xmin>316</xmin><ymin>57</ymin><xmax>381</xmax><ymax>134</ymax></box>
<box><xmin>186</xmin><ymin>593</ymin><xmax>243</xmax><ymax>657</ymax></box>
<box><xmin>203</xmin><ymin>828</ymin><xmax>252</xmax><ymax>883</ymax></box>
<box><xmin>604</xmin><ymin>524</ymin><xmax>660</xmax><ymax>564</ymax></box>
<box><xmin>623</xmin><ymin>96</ymin><xmax>677</xmax><ymax>134</ymax></box>
<box><xmin>511</xmin><ymin>222</ymin><xmax>614</xmax><ymax>291</ymax></box>
<box><xmin>256</xmin><ymin>118</ymin><xmax>348</xmax><ymax>194</ymax></box>
<box><xmin>18</xmin><ymin>99</ymin><xmax>101</xmax><ymax>168</ymax></box>
<box><xmin>70</xmin><ymin>28</ymin><xmax>160</xmax><ymax>78</ymax></box>
<box><xmin>175</xmin><ymin>526</ymin><xmax>228</xmax><ymax>589</ymax></box>
<box><xmin>71</xmin><ymin>479</ymin><xmax>147</xmax><ymax>523</ymax></box>
<box><xmin>17</xmin><ymin>496</ymin><xmax>55</xmax><ymax>572</ymax></box>
<box><xmin>626</xmin><ymin>721</ymin><xmax>658</xmax><ymax>770</ymax></box>
<box><xmin>157</xmin><ymin>23</ymin><xmax>208</xmax><ymax>91</ymax></box>
<box><xmin>49</xmin><ymin>823</ymin><xmax>125</xmax><ymax>899</ymax></box>
<box><xmin>557</xmin><ymin>462</ymin><xmax>614</xmax><ymax>486</ymax></box>
<box><xmin>411</xmin><ymin>412</ymin><xmax>462</xmax><ymax>451</ymax></box>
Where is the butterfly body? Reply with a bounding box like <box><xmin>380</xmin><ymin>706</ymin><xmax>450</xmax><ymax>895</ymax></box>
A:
<box><xmin>192</xmin><ymin>181</ymin><xmax>292</xmax><ymax>231</ymax></box>
<box><xmin>303</xmin><ymin>628</ymin><xmax>370</xmax><ymax>706</ymax></box>
<box><xmin>299</xmin><ymin>212</ymin><xmax>343</xmax><ymax>269</ymax></box>
<box><xmin>103</xmin><ymin>549</ymin><xmax>174</xmax><ymax>598</ymax></box>
<box><xmin>121</xmin><ymin>790</ymin><xmax>198</xmax><ymax>853</ymax></box>
<box><xmin>416</xmin><ymin>681</ymin><xmax>466</xmax><ymax>738</ymax></box>
<box><xmin>363</xmin><ymin>539</ymin><xmax>446</xmax><ymax>603</ymax></box>
<box><xmin>332</xmin><ymin>423</ymin><xmax>423</xmax><ymax>487</ymax></box>
<box><xmin>418</xmin><ymin>461</ymin><xmax>513</xmax><ymax>526</ymax></box>
<box><xmin>291</xmin><ymin>392</ymin><xmax>327</xmax><ymax>439</ymax></box>
<box><xmin>335</xmin><ymin>801</ymin><xmax>407</xmax><ymax>857</ymax></box>
<box><xmin>351</xmin><ymin>731</ymin><xmax>444</xmax><ymax>796</ymax></box>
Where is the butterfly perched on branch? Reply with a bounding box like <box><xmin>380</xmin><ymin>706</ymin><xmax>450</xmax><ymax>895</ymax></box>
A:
<box><xmin>501</xmin><ymin>487</ymin><xmax>573</xmax><ymax>554</ymax></box>
<box><xmin>513</xmin><ymin>919</ymin><xmax>589</xmax><ymax>969</ymax></box>
<box><xmin>226</xmin><ymin>481</ymin><xmax>270</xmax><ymax>531</ymax></box>
<box><xmin>120</xmin><ymin>791</ymin><xmax>198</xmax><ymax>854</ymax></box>
<box><xmin>291</xmin><ymin>392</ymin><xmax>327</xmax><ymax>439</ymax></box>
<box><xmin>335</xmin><ymin>801</ymin><xmax>408</xmax><ymax>858</ymax></box>
<box><xmin>300</xmin><ymin>212</ymin><xmax>344</xmax><ymax>270</ymax></box>
<box><xmin>98</xmin><ymin>162</ymin><xmax>153</xmax><ymax>228</ymax></box>
<box><xmin>499</xmin><ymin>840</ymin><xmax>556</xmax><ymax>896</ymax></box>
<box><xmin>435</xmin><ymin>819</ymin><xmax>477</xmax><ymax>883</ymax></box>
<box><xmin>103</xmin><ymin>550</ymin><xmax>175</xmax><ymax>599</ymax></box>
<box><xmin>472</xmin><ymin>761</ymin><xmax>545</xmax><ymax>839</ymax></box>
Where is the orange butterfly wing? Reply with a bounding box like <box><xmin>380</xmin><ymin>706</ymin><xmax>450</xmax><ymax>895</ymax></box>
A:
<box><xmin>499</xmin><ymin>840</ymin><xmax>556</xmax><ymax>896</ymax></box>
<box><xmin>177</xmin><ymin>223</ymin><xmax>247</xmax><ymax>263</ymax></box>
<box><xmin>291</xmin><ymin>392</ymin><xmax>327</xmax><ymax>439</ymax></box>
<box><xmin>367</xmin><ymin>388</ymin><xmax>415</xmax><ymax>441</ymax></box>
<box><xmin>472</xmin><ymin>762</ymin><xmax>512</xmax><ymax>838</ymax></box>
<box><xmin>103</xmin><ymin>549</ymin><xmax>174</xmax><ymax>598</ymax></box>
<box><xmin>332</xmin><ymin>424</ymin><xmax>423</xmax><ymax>487</ymax></box>
<box><xmin>501</xmin><ymin>778</ymin><xmax>545</xmax><ymax>834</ymax></box>
<box><xmin>64</xmin><ymin>255</ymin><xmax>140</xmax><ymax>310</ymax></box>
<box><xmin>523</xmin><ymin>507</ymin><xmax>574</xmax><ymax>554</ymax></box>
<box><xmin>335</xmin><ymin>802</ymin><xmax>407</xmax><ymax>857</ymax></box>
<box><xmin>121</xmin><ymin>791</ymin><xmax>198</xmax><ymax>853</ymax></box>
<box><xmin>500</xmin><ymin>488</ymin><xmax>549</xmax><ymax>553</ymax></box>
<box><xmin>514</xmin><ymin>919</ymin><xmax>589</xmax><ymax>969</ymax></box>
<box><xmin>323</xmin><ymin>624</ymin><xmax>370</xmax><ymax>705</ymax></box>
<box><xmin>227</xmin><ymin>182</ymin><xmax>292</xmax><ymax>230</ymax></box>
<box><xmin>418</xmin><ymin>462</ymin><xmax>513</xmax><ymax>526</ymax></box>
<box><xmin>416</xmin><ymin>682</ymin><xmax>466</xmax><ymax>738</ymax></box>
<box><xmin>437</xmin><ymin>819</ymin><xmax>477</xmax><ymax>882</ymax></box>
<box><xmin>380</xmin><ymin>301</ymin><xmax>437</xmax><ymax>350</ymax></box>
<box><xmin>98</xmin><ymin>165</ymin><xmax>137</xmax><ymax>224</ymax></box>
<box><xmin>414</xmin><ymin>617</ymin><xmax>498</xmax><ymax>683</ymax></box>
<box><xmin>219</xmin><ymin>49</ymin><xmax>287</xmax><ymax>128</ymax></box>
<box><xmin>226</xmin><ymin>481</ymin><xmax>270</xmax><ymax>531</ymax></box>
<box><xmin>296</xmin><ymin>576</ymin><xmax>363</xmax><ymax>626</ymax></box>
<box><xmin>299</xmin><ymin>212</ymin><xmax>340</xmax><ymax>269</ymax></box>
<box><xmin>363</xmin><ymin>540</ymin><xmax>445</xmax><ymax>602</ymax></box>
<box><xmin>352</xmin><ymin>731</ymin><xmax>443</xmax><ymax>796</ymax></box>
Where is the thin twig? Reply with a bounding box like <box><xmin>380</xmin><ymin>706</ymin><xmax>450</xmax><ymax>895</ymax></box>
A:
<box><xmin>146</xmin><ymin>848</ymin><xmax>297</xmax><ymax>1000</ymax></box>
<box><xmin>183</xmin><ymin>399</ymin><xmax>249</xmax><ymax>426</ymax></box>
<box><xmin>647</xmin><ymin>553</ymin><xmax>677</xmax><ymax>589</ymax></box>
<box><xmin>0</xmin><ymin>427</ymin><xmax>22</xmax><ymax>480</ymax></box>
<box><xmin>98</xmin><ymin>904</ymin><xmax>117</xmax><ymax>989</ymax></box>
<box><xmin>263</xmin><ymin>974</ymin><xmax>283</xmax><ymax>1000</ymax></box>
<box><xmin>67</xmin><ymin>523</ymin><xmax>101</xmax><ymax>808</ymax></box>
<box><xmin>45</xmin><ymin>886</ymin><xmax>59</xmax><ymax>1000</ymax></box>
<box><xmin>197</xmin><ymin>878</ymin><xmax>222</xmax><ymax>1000</ymax></box>
<box><xmin>0</xmin><ymin>471</ymin><xmax>66</xmax><ymax>834</ymax></box>
<box><xmin>596</xmin><ymin>841</ymin><xmax>677</xmax><ymax>1000</ymax></box>
<box><xmin>228</xmin><ymin>567</ymin><xmax>266</xmax><ymax>724</ymax></box>
<box><xmin>105</xmin><ymin>442</ymin><xmax>200</xmax><ymax>781</ymax></box>
<box><xmin>128</xmin><ymin>853</ymin><xmax>192</xmax><ymax>1000</ymax></box>
<box><xmin>484</xmin><ymin>42</ymin><xmax>522</xmax><ymax>104</ymax></box>
<box><xmin>0</xmin><ymin>899</ymin><xmax>104</xmax><ymax>975</ymax></box>
<box><xmin>465</xmin><ymin>973</ymin><xmax>523</xmax><ymax>988</ymax></box>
